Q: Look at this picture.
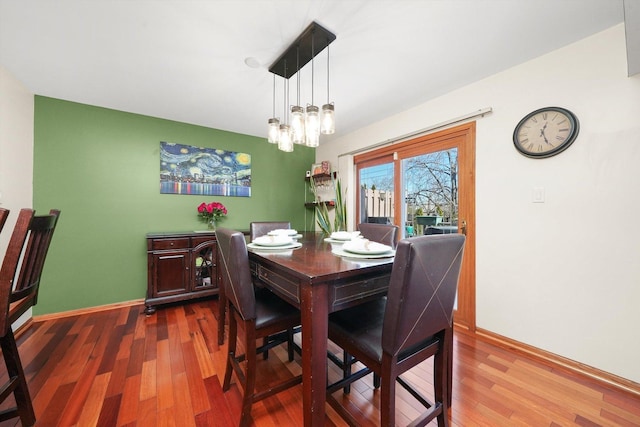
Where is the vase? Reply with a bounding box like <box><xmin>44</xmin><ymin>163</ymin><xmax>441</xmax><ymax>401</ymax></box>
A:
<box><xmin>207</xmin><ymin>219</ymin><xmax>216</xmax><ymax>231</ymax></box>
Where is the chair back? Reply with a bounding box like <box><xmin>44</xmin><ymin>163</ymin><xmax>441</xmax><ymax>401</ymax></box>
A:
<box><xmin>216</xmin><ymin>227</ymin><xmax>256</xmax><ymax>321</ymax></box>
<box><xmin>0</xmin><ymin>209</ymin><xmax>61</xmax><ymax>335</ymax></box>
<box><xmin>0</xmin><ymin>208</ymin><xmax>8</xmax><ymax>234</ymax></box>
<box><xmin>382</xmin><ymin>234</ymin><xmax>465</xmax><ymax>357</ymax></box>
<box><xmin>250</xmin><ymin>221</ymin><xmax>291</xmax><ymax>241</ymax></box>
<box><xmin>358</xmin><ymin>222</ymin><xmax>399</xmax><ymax>249</ymax></box>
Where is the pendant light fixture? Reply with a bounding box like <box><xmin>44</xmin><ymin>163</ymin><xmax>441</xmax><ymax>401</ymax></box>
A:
<box><xmin>305</xmin><ymin>33</ymin><xmax>320</xmax><ymax>147</ymax></box>
<box><xmin>267</xmin><ymin>73</ymin><xmax>280</xmax><ymax>144</ymax></box>
<box><xmin>266</xmin><ymin>22</ymin><xmax>336</xmax><ymax>150</ymax></box>
<box><xmin>278</xmin><ymin>62</ymin><xmax>293</xmax><ymax>152</ymax></box>
<box><xmin>291</xmin><ymin>46</ymin><xmax>306</xmax><ymax>145</ymax></box>
<box><xmin>321</xmin><ymin>42</ymin><xmax>335</xmax><ymax>135</ymax></box>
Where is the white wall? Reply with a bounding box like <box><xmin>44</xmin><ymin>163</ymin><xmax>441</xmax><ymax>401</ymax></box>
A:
<box><xmin>0</xmin><ymin>64</ymin><xmax>35</xmax><ymax>326</ymax></box>
<box><xmin>318</xmin><ymin>24</ymin><xmax>640</xmax><ymax>384</ymax></box>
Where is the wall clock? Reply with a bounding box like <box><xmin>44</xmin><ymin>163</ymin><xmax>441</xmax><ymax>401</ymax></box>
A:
<box><xmin>513</xmin><ymin>107</ymin><xmax>579</xmax><ymax>158</ymax></box>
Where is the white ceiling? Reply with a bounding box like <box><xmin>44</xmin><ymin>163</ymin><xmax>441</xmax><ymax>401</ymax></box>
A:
<box><xmin>0</xmin><ymin>0</ymin><xmax>625</xmax><ymax>144</ymax></box>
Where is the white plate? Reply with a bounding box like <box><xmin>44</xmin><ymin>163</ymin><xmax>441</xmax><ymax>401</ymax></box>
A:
<box><xmin>253</xmin><ymin>235</ymin><xmax>293</xmax><ymax>246</ymax></box>
<box><xmin>342</xmin><ymin>240</ymin><xmax>393</xmax><ymax>255</ymax></box>
<box><xmin>324</xmin><ymin>237</ymin><xmax>347</xmax><ymax>243</ymax></box>
<box><xmin>330</xmin><ymin>231</ymin><xmax>355</xmax><ymax>241</ymax></box>
<box><xmin>332</xmin><ymin>247</ymin><xmax>395</xmax><ymax>259</ymax></box>
<box><xmin>248</xmin><ymin>242</ymin><xmax>302</xmax><ymax>251</ymax></box>
<box><xmin>268</xmin><ymin>229</ymin><xmax>298</xmax><ymax>236</ymax></box>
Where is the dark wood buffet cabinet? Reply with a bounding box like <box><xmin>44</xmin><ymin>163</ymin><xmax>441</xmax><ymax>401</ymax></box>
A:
<box><xmin>145</xmin><ymin>231</ymin><xmax>220</xmax><ymax>314</ymax></box>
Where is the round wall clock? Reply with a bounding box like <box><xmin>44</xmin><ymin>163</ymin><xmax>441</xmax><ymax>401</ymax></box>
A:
<box><xmin>513</xmin><ymin>107</ymin><xmax>579</xmax><ymax>158</ymax></box>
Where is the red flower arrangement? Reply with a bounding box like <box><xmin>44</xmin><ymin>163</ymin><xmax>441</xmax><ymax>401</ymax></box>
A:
<box><xmin>197</xmin><ymin>201</ymin><xmax>228</xmax><ymax>226</ymax></box>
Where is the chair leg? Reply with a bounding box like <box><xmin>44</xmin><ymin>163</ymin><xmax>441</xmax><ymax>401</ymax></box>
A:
<box><xmin>0</xmin><ymin>331</ymin><xmax>36</xmax><ymax>426</ymax></box>
<box><xmin>342</xmin><ymin>350</ymin><xmax>352</xmax><ymax>394</ymax></box>
<box><xmin>262</xmin><ymin>337</ymin><xmax>269</xmax><ymax>360</ymax></box>
<box><xmin>435</xmin><ymin>337</ymin><xmax>450</xmax><ymax>427</ymax></box>
<box><xmin>287</xmin><ymin>328</ymin><xmax>294</xmax><ymax>362</ymax></box>
<box><xmin>217</xmin><ymin>289</ymin><xmax>227</xmax><ymax>345</ymax></box>
<box><xmin>373</xmin><ymin>373</ymin><xmax>381</xmax><ymax>389</ymax></box>
<box><xmin>222</xmin><ymin>313</ymin><xmax>237</xmax><ymax>391</ymax></box>
<box><xmin>380</xmin><ymin>361</ymin><xmax>395</xmax><ymax>427</ymax></box>
<box><xmin>239</xmin><ymin>326</ymin><xmax>258</xmax><ymax>427</ymax></box>
<box><xmin>446</xmin><ymin>326</ymin><xmax>453</xmax><ymax>407</ymax></box>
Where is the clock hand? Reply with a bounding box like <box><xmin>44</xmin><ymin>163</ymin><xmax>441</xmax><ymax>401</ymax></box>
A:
<box><xmin>539</xmin><ymin>122</ymin><xmax>550</xmax><ymax>144</ymax></box>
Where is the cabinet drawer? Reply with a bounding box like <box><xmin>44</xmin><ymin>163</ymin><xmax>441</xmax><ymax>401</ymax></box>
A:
<box><xmin>151</xmin><ymin>238</ymin><xmax>190</xmax><ymax>250</ymax></box>
<box><xmin>192</xmin><ymin>236</ymin><xmax>216</xmax><ymax>247</ymax></box>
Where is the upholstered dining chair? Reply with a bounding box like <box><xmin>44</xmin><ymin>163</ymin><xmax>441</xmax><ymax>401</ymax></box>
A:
<box><xmin>249</xmin><ymin>221</ymin><xmax>291</xmax><ymax>241</ymax></box>
<box><xmin>358</xmin><ymin>222</ymin><xmax>399</xmax><ymax>249</ymax></box>
<box><xmin>215</xmin><ymin>228</ymin><xmax>302</xmax><ymax>427</ymax></box>
<box><xmin>216</xmin><ymin>221</ymin><xmax>291</xmax><ymax>344</ymax></box>
<box><xmin>249</xmin><ymin>221</ymin><xmax>295</xmax><ymax>358</ymax></box>
<box><xmin>0</xmin><ymin>208</ymin><xmax>61</xmax><ymax>426</ymax></box>
<box><xmin>327</xmin><ymin>234</ymin><xmax>465</xmax><ymax>427</ymax></box>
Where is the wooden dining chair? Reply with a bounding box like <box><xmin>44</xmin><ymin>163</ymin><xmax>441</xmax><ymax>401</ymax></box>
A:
<box><xmin>329</xmin><ymin>221</ymin><xmax>399</xmax><ymax>392</ymax></box>
<box><xmin>249</xmin><ymin>221</ymin><xmax>291</xmax><ymax>241</ymax></box>
<box><xmin>327</xmin><ymin>234</ymin><xmax>465</xmax><ymax>427</ymax></box>
<box><xmin>216</xmin><ymin>221</ymin><xmax>293</xmax><ymax>350</ymax></box>
<box><xmin>0</xmin><ymin>208</ymin><xmax>61</xmax><ymax>426</ymax></box>
<box><xmin>216</xmin><ymin>227</ymin><xmax>302</xmax><ymax>427</ymax></box>
<box><xmin>358</xmin><ymin>222</ymin><xmax>399</xmax><ymax>249</ymax></box>
<box><xmin>249</xmin><ymin>221</ymin><xmax>296</xmax><ymax>358</ymax></box>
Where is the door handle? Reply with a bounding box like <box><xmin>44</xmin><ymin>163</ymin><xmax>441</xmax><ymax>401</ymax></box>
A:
<box><xmin>461</xmin><ymin>220</ymin><xmax>467</xmax><ymax>236</ymax></box>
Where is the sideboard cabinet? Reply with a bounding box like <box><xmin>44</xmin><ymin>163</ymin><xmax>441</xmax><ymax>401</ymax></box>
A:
<box><xmin>145</xmin><ymin>231</ymin><xmax>220</xmax><ymax>314</ymax></box>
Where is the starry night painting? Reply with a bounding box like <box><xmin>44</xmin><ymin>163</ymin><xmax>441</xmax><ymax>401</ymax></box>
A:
<box><xmin>160</xmin><ymin>142</ymin><xmax>251</xmax><ymax>197</ymax></box>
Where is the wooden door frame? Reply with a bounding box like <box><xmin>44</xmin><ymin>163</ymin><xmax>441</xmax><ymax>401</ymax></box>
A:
<box><xmin>354</xmin><ymin>122</ymin><xmax>476</xmax><ymax>330</ymax></box>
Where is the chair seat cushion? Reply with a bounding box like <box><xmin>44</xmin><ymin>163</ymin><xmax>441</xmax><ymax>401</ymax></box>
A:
<box><xmin>328</xmin><ymin>297</ymin><xmax>387</xmax><ymax>363</ymax></box>
<box><xmin>254</xmin><ymin>288</ymin><xmax>299</xmax><ymax>330</ymax></box>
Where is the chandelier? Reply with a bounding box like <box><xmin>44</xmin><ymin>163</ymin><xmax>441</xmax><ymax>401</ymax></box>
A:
<box><xmin>267</xmin><ymin>22</ymin><xmax>336</xmax><ymax>151</ymax></box>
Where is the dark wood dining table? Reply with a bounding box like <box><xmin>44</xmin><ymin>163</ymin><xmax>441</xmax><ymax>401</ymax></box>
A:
<box><xmin>247</xmin><ymin>231</ymin><xmax>394</xmax><ymax>426</ymax></box>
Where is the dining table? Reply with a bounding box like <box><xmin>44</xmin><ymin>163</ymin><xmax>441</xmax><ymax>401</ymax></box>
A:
<box><xmin>245</xmin><ymin>231</ymin><xmax>394</xmax><ymax>426</ymax></box>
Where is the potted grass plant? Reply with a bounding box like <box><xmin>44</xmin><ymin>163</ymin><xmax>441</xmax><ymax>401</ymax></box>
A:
<box><xmin>309</xmin><ymin>175</ymin><xmax>347</xmax><ymax>235</ymax></box>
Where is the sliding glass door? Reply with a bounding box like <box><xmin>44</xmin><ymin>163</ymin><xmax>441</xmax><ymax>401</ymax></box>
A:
<box><xmin>354</xmin><ymin>123</ymin><xmax>476</xmax><ymax>330</ymax></box>
<box><xmin>357</xmin><ymin>159</ymin><xmax>394</xmax><ymax>225</ymax></box>
<box><xmin>402</xmin><ymin>148</ymin><xmax>458</xmax><ymax>238</ymax></box>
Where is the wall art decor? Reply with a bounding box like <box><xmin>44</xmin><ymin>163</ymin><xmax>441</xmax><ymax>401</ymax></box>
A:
<box><xmin>160</xmin><ymin>141</ymin><xmax>251</xmax><ymax>197</ymax></box>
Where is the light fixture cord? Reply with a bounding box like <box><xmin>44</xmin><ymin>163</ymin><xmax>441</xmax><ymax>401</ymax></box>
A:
<box><xmin>283</xmin><ymin>61</ymin><xmax>287</xmax><ymax>123</ymax></box>
<box><xmin>311</xmin><ymin>32</ymin><xmax>315</xmax><ymax>105</ymax></box>
<box><xmin>326</xmin><ymin>41</ymin><xmax>330</xmax><ymax>102</ymax></box>
<box><xmin>272</xmin><ymin>73</ymin><xmax>276</xmax><ymax>117</ymax></box>
<box><xmin>296</xmin><ymin>45</ymin><xmax>301</xmax><ymax>105</ymax></box>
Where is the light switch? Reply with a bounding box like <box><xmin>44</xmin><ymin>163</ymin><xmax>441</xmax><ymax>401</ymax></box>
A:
<box><xmin>532</xmin><ymin>187</ymin><xmax>545</xmax><ymax>203</ymax></box>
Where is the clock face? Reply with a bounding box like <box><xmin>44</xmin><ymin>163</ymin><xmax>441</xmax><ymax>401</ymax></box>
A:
<box><xmin>513</xmin><ymin>107</ymin><xmax>579</xmax><ymax>158</ymax></box>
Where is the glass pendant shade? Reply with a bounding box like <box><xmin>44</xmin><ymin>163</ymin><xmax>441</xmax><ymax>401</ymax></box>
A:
<box><xmin>290</xmin><ymin>105</ymin><xmax>306</xmax><ymax>144</ymax></box>
<box><xmin>305</xmin><ymin>105</ymin><xmax>320</xmax><ymax>147</ymax></box>
<box><xmin>267</xmin><ymin>118</ymin><xmax>280</xmax><ymax>143</ymax></box>
<box><xmin>321</xmin><ymin>103</ymin><xmax>335</xmax><ymax>134</ymax></box>
<box><xmin>278</xmin><ymin>124</ymin><xmax>293</xmax><ymax>152</ymax></box>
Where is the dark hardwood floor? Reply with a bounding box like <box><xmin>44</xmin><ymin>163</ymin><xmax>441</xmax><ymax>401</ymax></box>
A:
<box><xmin>1</xmin><ymin>299</ymin><xmax>638</xmax><ymax>426</ymax></box>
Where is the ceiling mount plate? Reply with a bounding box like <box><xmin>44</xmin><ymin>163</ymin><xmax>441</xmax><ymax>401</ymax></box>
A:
<box><xmin>269</xmin><ymin>21</ymin><xmax>336</xmax><ymax>79</ymax></box>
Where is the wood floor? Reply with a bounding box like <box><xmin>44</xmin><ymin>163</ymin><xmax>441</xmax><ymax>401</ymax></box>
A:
<box><xmin>1</xmin><ymin>298</ymin><xmax>639</xmax><ymax>426</ymax></box>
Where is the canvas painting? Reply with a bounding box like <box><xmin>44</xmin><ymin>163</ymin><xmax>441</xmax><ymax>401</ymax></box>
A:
<box><xmin>160</xmin><ymin>142</ymin><xmax>251</xmax><ymax>197</ymax></box>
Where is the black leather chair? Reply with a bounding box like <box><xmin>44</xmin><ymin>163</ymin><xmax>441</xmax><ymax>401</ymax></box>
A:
<box><xmin>216</xmin><ymin>228</ymin><xmax>302</xmax><ymax>427</ymax></box>
<box><xmin>217</xmin><ymin>221</ymin><xmax>290</xmax><ymax>345</ymax></box>
<box><xmin>248</xmin><ymin>221</ymin><xmax>295</xmax><ymax>358</ymax></box>
<box><xmin>327</xmin><ymin>234</ymin><xmax>465</xmax><ymax>427</ymax></box>
<box><xmin>0</xmin><ymin>208</ymin><xmax>60</xmax><ymax>426</ymax></box>
<box><xmin>358</xmin><ymin>222</ymin><xmax>399</xmax><ymax>249</ymax></box>
<box><xmin>249</xmin><ymin>221</ymin><xmax>291</xmax><ymax>241</ymax></box>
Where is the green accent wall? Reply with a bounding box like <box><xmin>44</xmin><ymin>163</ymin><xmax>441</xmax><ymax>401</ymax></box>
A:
<box><xmin>33</xmin><ymin>96</ymin><xmax>315</xmax><ymax>315</ymax></box>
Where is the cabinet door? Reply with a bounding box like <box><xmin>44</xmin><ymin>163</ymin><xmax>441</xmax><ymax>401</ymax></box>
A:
<box><xmin>151</xmin><ymin>251</ymin><xmax>190</xmax><ymax>297</ymax></box>
<box><xmin>192</xmin><ymin>240</ymin><xmax>218</xmax><ymax>292</ymax></box>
